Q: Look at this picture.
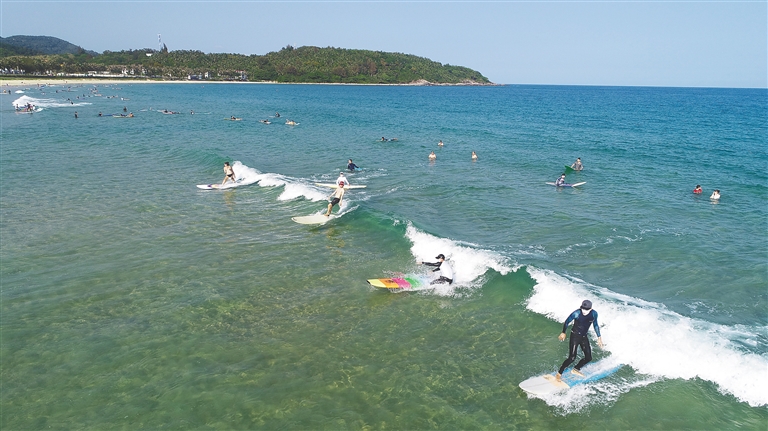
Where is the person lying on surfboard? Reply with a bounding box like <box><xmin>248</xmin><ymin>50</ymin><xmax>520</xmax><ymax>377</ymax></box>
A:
<box><xmin>418</xmin><ymin>254</ymin><xmax>453</xmax><ymax>285</ymax></box>
<box><xmin>222</xmin><ymin>162</ymin><xmax>236</xmax><ymax>185</ymax></box>
<box><xmin>324</xmin><ymin>187</ymin><xmax>345</xmax><ymax>216</ymax></box>
<box><xmin>555</xmin><ymin>173</ymin><xmax>567</xmax><ymax>186</ymax></box>
<box><xmin>555</xmin><ymin>299</ymin><xmax>604</xmax><ymax>382</ymax></box>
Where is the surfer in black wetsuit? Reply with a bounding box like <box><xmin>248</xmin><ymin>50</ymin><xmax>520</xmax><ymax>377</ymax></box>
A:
<box><xmin>419</xmin><ymin>254</ymin><xmax>453</xmax><ymax>285</ymax></box>
<box><xmin>347</xmin><ymin>159</ymin><xmax>359</xmax><ymax>171</ymax></box>
<box><xmin>556</xmin><ymin>300</ymin><xmax>603</xmax><ymax>381</ymax></box>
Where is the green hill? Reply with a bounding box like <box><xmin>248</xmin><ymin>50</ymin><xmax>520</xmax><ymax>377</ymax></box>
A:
<box><xmin>0</xmin><ymin>35</ymin><xmax>98</xmax><ymax>56</ymax></box>
<box><xmin>0</xmin><ymin>40</ymin><xmax>492</xmax><ymax>84</ymax></box>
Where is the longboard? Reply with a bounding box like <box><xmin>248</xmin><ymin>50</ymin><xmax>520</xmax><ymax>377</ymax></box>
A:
<box><xmin>546</xmin><ymin>181</ymin><xmax>586</xmax><ymax>188</ymax></box>
<box><xmin>196</xmin><ymin>179</ymin><xmax>244</xmax><ymax>190</ymax></box>
<box><xmin>519</xmin><ymin>360</ymin><xmax>622</xmax><ymax>396</ymax></box>
<box><xmin>367</xmin><ymin>275</ymin><xmax>435</xmax><ymax>292</ymax></box>
<box><xmin>315</xmin><ymin>183</ymin><xmax>367</xmax><ymax>189</ymax></box>
<box><xmin>292</xmin><ymin>214</ymin><xmax>335</xmax><ymax>225</ymax></box>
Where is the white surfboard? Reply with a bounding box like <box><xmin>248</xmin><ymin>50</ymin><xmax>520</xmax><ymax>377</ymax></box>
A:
<box><xmin>292</xmin><ymin>214</ymin><xmax>336</xmax><ymax>225</ymax></box>
<box><xmin>519</xmin><ymin>360</ymin><xmax>622</xmax><ymax>395</ymax></box>
<box><xmin>546</xmin><ymin>181</ymin><xmax>586</xmax><ymax>188</ymax></box>
<box><xmin>314</xmin><ymin>183</ymin><xmax>367</xmax><ymax>189</ymax></box>
<box><xmin>196</xmin><ymin>179</ymin><xmax>244</xmax><ymax>190</ymax></box>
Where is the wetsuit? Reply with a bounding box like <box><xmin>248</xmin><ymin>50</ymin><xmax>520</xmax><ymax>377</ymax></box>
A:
<box><xmin>347</xmin><ymin>162</ymin><xmax>359</xmax><ymax>171</ymax></box>
<box><xmin>558</xmin><ymin>309</ymin><xmax>601</xmax><ymax>374</ymax></box>
<box><xmin>555</xmin><ymin>177</ymin><xmax>566</xmax><ymax>186</ymax></box>
<box><xmin>423</xmin><ymin>260</ymin><xmax>453</xmax><ymax>284</ymax></box>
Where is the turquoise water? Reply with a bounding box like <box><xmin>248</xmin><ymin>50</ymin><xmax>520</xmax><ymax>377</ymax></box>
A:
<box><xmin>2</xmin><ymin>82</ymin><xmax>766</xmax><ymax>429</ymax></box>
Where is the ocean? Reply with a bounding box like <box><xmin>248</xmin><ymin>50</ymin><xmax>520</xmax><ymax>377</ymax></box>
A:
<box><xmin>2</xmin><ymin>82</ymin><xmax>766</xmax><ymax>429</ymax></box>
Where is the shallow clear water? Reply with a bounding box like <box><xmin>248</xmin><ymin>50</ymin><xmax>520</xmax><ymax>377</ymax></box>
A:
<box><xmin>2</xmin><ymin>82</ymin><xmax>766</xmax><ymax>429</ymax></box>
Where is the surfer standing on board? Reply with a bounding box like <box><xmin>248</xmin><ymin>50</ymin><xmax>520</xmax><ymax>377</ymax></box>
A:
<box><xmin>325</xmin><ymin>187</ymin><xmax>345</xmax><ymax>216</ymax></box>
<box><xmin>555</xmin><ymin>300</ymin><xmax>603</xmax><ymax>381</ymax></box>
<box><xmin>418</xmin><ymin>254</ymin><xmax>453</xmax><ymax>285</ymax></box>
<box><xmin>222</xmin><ymin>162</ymin><xmax>236</xmax><ymax>185</ymax></box>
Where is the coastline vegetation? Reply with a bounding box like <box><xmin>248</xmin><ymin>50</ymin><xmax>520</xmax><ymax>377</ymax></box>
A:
<box><xmin>0</xmin><ymin>43</ymin><xmax>492</xmax><ymax>85</ymax></box>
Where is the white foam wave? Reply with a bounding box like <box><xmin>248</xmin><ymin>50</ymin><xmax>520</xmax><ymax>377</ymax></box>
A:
<box><xmin>525</xmin><ymin>267</ymin><xmax>768</xmax><ymax>407</ymax></box>
<box><xmin>12</xmin><ymin>95</ymin><xmax>90</xmax><ymax>109</ymax></box>
<box><xmin>404</xmin><ymin>224</ymin><xmax>513</xmax><ymax>295</ymax></box>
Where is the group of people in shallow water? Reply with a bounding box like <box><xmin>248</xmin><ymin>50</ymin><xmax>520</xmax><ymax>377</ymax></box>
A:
<box><xmin>693</xmin><ymin>184</ymin><xmax>720</xmax><ymax>200</ymax></box>
<box><xmin>427</xmin><ymin>140</ymin><xmax>479</xmax><ymax>161</ymax></box>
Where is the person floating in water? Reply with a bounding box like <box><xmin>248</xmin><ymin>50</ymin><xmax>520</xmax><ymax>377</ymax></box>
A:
<box><xmin>438</xmin><ymin>140</ymin><xmax>444</xmax><ymax>147</ymax></box>
<box><xmin>555</xmin><ymin>173</ymin><xmax>566</xmax><ymax>186</ymax></box>
<box><xmin>419</xmin><ymin>254</ymin><xmax>453</xmax><ymax>285</ymax></box>
<box><xmin>347</xmin><ymin>159</ymin><xmax>359</xmax><ymax>171</ymax></box>
<box><xmin>222</xmin><ymin>162</ymin><xmax>236</xmax><ymax>185</ymax></box>
<box><xmin>556</xmin><ymin>300</ymin><xmax>603</xmax><ymax>381</ymax></box>
<box><xmin>710</xmin><ymin>189</ymin><xmax>720</xmax><ymax>200</ymax></box>
<box><xmin>325</xmin><ymin>186</ymin><xmax>345</xmax><ymax>216</ymax></box>
<box><xmin>693</xmin><ymin>185</ymin><xmax>703</xmax><ymax>194</ymax></box>
<box><xmin>429</xmin><ymin>151</ymin><xmax>436</xmax><ymax>161</ymax></box>
<box><xmin>74</xmin><ymin>111</ymin><xmax>78</xmax><ymax>119</ymax></box>
<box><xmin>472</xmin><ymin>151</ymin><xmax>478</xmax><ymax>161</ymax></box>
<box><xmin>571</xmin><ymin>158</ymin><xmax>583</xmax><ymax>171</ymax></box>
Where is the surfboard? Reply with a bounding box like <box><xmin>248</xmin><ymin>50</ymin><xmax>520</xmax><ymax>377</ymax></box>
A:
<box><xmin>367</xmin><ymin>275</ymin><xmax>435</xmax><ymax>292</ymax></box>
<box><xmin>546</xmin><ymin>181</ymin><xmax>586</xmax><ymax>188</ymax></box>
<box><xmin>564</xmin><ymin>165</ymin><xmax>574</xmax><ymax>173</ymax></box>
<box><xmin>519</xmin><ymin>360</ymin><xmax>622</xmax><ymax>396</ymax></box>
<box><xmin>196</xmin><ymin>179</ymin><xmax>244</xmax><ymax>190</ymax></box>
<box><xmin>315</xmin><ymin>183</ymin><xmax>367</xmax><ymax>189</ymax></box>
<box><xmin>292</xmin><ymin>214</ymin><xmax>335</xmax><ymax>225</ymax></box>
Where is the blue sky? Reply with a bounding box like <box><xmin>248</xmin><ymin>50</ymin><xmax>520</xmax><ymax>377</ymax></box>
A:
<box><xmin>2</xmin><ymin>1</ymin><xmax>765</xmax><ymax>87</ymax></box>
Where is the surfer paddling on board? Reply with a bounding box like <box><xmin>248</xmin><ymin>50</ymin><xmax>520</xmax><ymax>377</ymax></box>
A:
<box><xmin>555</xmin><ymin>300</ymin><xmax>603</xmax><ymax>381</ymax></box>
<box><xmin>418</xmin><ymin>254</ymin><xmax>453</xmax><ymax>285</ymax></box>
<box><xmin>571</xmin><ymin>158</ymin><xmax>583</xmax><ymax>171</ymax></box>
<box><xmin>222</xmin><ymin>162</ymin><xmax>236</xmax><ymax>185</ymax></box>
<box><xmin>555</xmin><ymin>173</ymin><xmax>567</xmax><ymax>187</ymax></box>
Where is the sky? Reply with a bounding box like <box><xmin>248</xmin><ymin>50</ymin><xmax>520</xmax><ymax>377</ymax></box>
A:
<box><xmin>1</xmin><ymin>1</ymin><xmax>766</xmax><ymax>88</ymax></box>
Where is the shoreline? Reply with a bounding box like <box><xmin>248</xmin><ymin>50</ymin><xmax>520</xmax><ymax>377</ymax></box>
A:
<box><xmin>0</xmin><ymin>77</ymin><xmax>499</xmax><ymax>88</ymax></box>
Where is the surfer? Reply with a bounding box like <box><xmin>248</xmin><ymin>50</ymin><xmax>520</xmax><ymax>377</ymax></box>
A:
<box><xmin>555</xmin><ymin>300</ymin><xmax>603</xmax><ymax>381</ymax></box>
<box><xmin>347</xmin><ymin>159</ymin><xmax>359</xmax><ymax>171</ymax></box>
<box><xmin>221</xmin><ymin>162</ymin><xmax>236</xmax><ymax>185</ymax></box>
<box><xmin>472</xmin><ymin>151</ymin><xmax>478</xmax><ymax>160</ymax></box>
<box><xmin>693</xmin><ymin>185</ymin><xmax>703</xmax><ymax>194</ymax></box>
<box><xmin>74</xmin><ymin>112</ymin><xmax>78</xmax><ymax>119</ymax></box>
<box><xmin>429</xmin><ymin>151</ymin><xmax>436</xmax><ymax>161</ymax></box>
<box><xmin>336</xmin><ymin>172</ymin><xmax>349</xmax><ymax>188</ymax></box>
<box><xmin>419</xmin><ymin>254</ymin><xmax>453</xmax><ymax>285</ymax></box>
<box><xmin>555</xmin><ymin>174</ymin><xmax>566</xmax><ymax>186</ymax></box>
<box><xmin>710</xmin><ymin>189</ymin><xmax>720</xmax><ymax>200</ymax></box>
<box><xmin>571</xmin><ymin>158</ymin><xmax>583</xmax><ymax>171</ymax></box>
<box><xmin>381</xmin><ymin>137</ymin><xmax>388</xmax><ymax>142</ymax></box>
<box><xmin>325</xmin><ymin>186</ymin><xmax>345</xmax><ymax>216</ymax></box>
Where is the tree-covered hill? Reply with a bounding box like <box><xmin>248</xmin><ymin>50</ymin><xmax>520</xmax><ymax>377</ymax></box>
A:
<box><xmin>0</xmin><ymin>35</ymin><xmax>97</xmax><ymax>56</ymax></box>
<box><xmin>1</xmin><ymin>42</ymin><xmax>492</xmax><ymax>85</ymax></box>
